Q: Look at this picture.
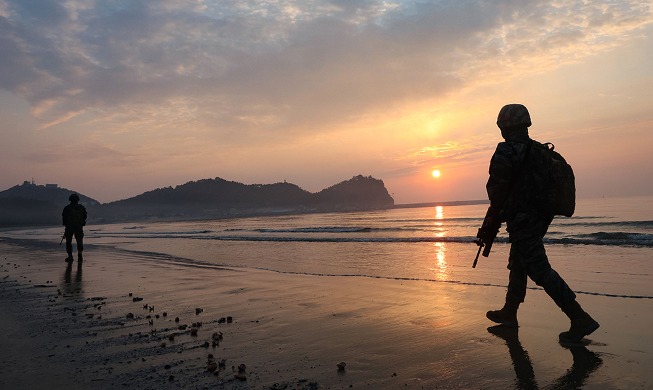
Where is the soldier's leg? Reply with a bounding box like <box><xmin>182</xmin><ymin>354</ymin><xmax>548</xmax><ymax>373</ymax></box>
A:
<box><xmin>515</xmin><ymin>236</ymin><xmax>576</xmax><ymax>307</ymax></box>
<box><xmin>74</xmin><ymin>229</ymin><xmax>84</xmax><ymax>252</ymax></box>
<box><xmin>64</xmin><ymin>228</ymin><xmax>74</xmax><ymax>261</ymax></box>
<box><xmin>506</xmin><ymin>243</ymin><xmax>528</xmax><ymax>304</ymax></box>
<box><xmin>486</xmin><ymin>244</ymin><xmax>525</xmax><ymax>327</ymax></box>
<box><xmin>516</xmin><ymin>237</ymin><xmax>599</xmax><ymax>342</ymax></box>
<box><xmin>75</xmin><ymin>229</ymin><xmax>84</xmax><ymax>261</ymax></box>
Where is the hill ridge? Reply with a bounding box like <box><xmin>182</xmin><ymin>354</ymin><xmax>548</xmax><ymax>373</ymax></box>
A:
<box><xmin>0</xmin><ymin>175</ymin><xmax>394</xmax><ymax>227</ymax></box>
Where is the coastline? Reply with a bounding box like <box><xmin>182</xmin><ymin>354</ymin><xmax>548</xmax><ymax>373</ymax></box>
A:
<box><xmin>1</xmin><ymin>238</ymin><xmax>651</xmax><ymax>389</ymax></box>
<box><xmin>0</xmin><ymin>197</ymin><xmax>489</xmax><ymax>229</ymax></box>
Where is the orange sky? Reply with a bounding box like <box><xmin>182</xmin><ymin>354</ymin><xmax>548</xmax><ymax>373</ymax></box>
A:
<box><xmin>1</xmin><ymin>1</ymin><xmax>652</xmax><ymax>204</ymax></box>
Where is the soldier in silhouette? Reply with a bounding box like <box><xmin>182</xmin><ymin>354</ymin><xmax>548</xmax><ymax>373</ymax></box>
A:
<box><xmin>62</xmin><ymin>193</ymin><xmax>87</xmax><ymax>262</ymax></box>
<box><xmin>484</xmin><ymin>104</ymin><xmax>599</xmax><ymax>343</ymax></box>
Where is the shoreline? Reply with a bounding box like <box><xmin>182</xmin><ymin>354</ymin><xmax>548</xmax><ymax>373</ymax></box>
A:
<box><xmin>1</xmin><ymin>238</ymin><xmax>651</xmax><ymax>389</ymax></box>
<box><xmin>1</xmin><ymin>199</ymin><xmax>489</xmax><ymax>230</ymax></box>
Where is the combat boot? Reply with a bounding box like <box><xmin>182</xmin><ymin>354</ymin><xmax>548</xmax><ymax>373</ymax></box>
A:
<box><xmin>486</xmin><ymin>299</ymin><xmax>520</xmax><ymax>328</ymax></box>
<box><xmin>65</xmin><ymin>253</ymin><xmax>74</xmax><ymax>262</ymax></box>
<box><xmin>559</xmin><ymin>300</ymin><xmax>600</xmax><ymax>343</ymax></box>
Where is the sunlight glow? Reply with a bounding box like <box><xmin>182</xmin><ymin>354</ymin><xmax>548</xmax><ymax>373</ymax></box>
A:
<box><xmin>431</xmin><ymin>169</ymin><xmax>441</xmax><ymax>178</ymax></box>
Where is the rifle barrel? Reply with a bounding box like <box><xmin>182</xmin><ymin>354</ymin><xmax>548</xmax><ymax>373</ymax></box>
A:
<box><xmin>472</xmin><ymin>243</ymin><xmax>483</xmax><ymax>268</ymax></box>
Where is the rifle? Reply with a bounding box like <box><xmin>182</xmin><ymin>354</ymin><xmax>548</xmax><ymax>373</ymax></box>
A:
<box><xmin>60</xmin><ymin>232</ymin><xmax>65</xmax><ymax>245</ymax></box>
<box><xmin>472</xmin><ymin>207</ymin><xmax>501</xmax><ymax>268</ymax></box>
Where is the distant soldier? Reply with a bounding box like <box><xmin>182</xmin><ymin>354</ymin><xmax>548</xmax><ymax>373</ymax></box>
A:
<box><xmin>62</xmin><ymin>193</ymin><xmax>87</xmax><ymax>262</ymax></box>
<box><xmin>483</xmin><ymin>104</ymin><xmax>599</xmax><ymax>343</ymax></box>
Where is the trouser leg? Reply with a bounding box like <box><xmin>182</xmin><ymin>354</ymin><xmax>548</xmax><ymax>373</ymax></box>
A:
<box><xmin>65</xmin><ymin>229</ymin><xmax>74</xmax><ymax>255</ymax></box>
<box><xmin>513</xmin><ymin>236</ymin><xmax>576</xmax><ymax>308</ymax></box>
<box><xmin>486</xmin><ymin>245</ymin><xmax>525</xmax><ymax>327</ymax></box>
<box><xmin>506</xmin><ymin>244</ymin><xmax>528</xmax><ymax>304</ymax></box>
<box><xmin>74</xmin><ymin>229</ymin><xmax>84</xmax><ymax>253</ymax></box>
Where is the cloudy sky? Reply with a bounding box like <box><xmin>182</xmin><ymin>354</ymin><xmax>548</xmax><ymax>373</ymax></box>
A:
<box><xmin>1</xmin><ymin>0</ymin><xmax>652</xmax><ymax>204</ymax></box>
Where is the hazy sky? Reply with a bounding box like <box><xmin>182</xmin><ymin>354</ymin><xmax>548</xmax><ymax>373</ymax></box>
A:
<box><xmin>1</xmin><ymin>0</ymin><xmax>652</xmax><ymax>204</ymax></box>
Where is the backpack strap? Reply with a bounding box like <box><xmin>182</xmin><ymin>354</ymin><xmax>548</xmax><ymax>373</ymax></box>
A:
<box><xmin>511</xmin><ymin>140</ymin><xmax>532</xmax><ymax>184</ymax></box>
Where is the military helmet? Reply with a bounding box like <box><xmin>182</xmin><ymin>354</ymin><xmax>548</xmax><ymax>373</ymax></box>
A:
<box><xmin>496</xmin><ymin>104</ymin><xmax>531</xmax><ymax>129</ymax></box>
<box><xmin>69</xmin><ymin>193</ymin><xmax>80</xmax><ymax>202</ymax></box>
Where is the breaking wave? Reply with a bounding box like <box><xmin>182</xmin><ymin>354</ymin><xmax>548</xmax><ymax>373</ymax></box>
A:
<box><xmin>91</xmin><ymin>230</ymin><xmax>653</xmax><ymax>247</ymax></box>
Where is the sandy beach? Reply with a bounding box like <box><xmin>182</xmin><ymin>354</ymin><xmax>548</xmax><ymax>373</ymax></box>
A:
<box><xmin>1</xmin><ymin>237</ymin><xmax>651</xmax><ymax>389</ymax></box>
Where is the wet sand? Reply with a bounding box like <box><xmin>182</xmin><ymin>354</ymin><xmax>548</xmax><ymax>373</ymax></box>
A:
<box><xmin>0</xmin><ymin>238</ymin><xmax>651</xmax><ymax>389</ymax></box>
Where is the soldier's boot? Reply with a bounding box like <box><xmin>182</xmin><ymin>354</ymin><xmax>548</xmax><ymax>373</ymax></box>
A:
<box><xmin>65</xmin><ymin>253</ymin><xmax>74</xmax><ymax>262</ymax></box>
<box><xmin>486</xmin><ymin>299</ymin><xmax>520</xmax><ymax>328</ymax></box>
<box><xmin>559</xmin><ymin>300</ymin><xmax>600</xmax><ymax>343</ymax></box>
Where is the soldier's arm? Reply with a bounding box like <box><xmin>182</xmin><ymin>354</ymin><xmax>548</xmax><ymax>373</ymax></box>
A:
<box><xmin>486</xmin><ymin>143</ymin><xmax>515</xmax><ymax>213</ymax></box>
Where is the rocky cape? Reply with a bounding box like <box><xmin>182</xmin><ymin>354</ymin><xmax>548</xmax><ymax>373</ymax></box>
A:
<box><xmin>0</xmin><ymin>175</ymin><xmax>394</xmax><ymax>227</ymax></box>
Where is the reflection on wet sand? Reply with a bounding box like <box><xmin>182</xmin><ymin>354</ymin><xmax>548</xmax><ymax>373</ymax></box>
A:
<box><xmin>487</xmin><ymin>325</ymin><xmax>603</xmax><ymax>389</ymax></box>
<box><xmin>63</xmin><ymin>261</ymin><xmax>83</xmax><ymax>295</ymax></box>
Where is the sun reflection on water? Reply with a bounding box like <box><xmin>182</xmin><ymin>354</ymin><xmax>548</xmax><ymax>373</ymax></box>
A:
<box><xmin>435</xmin><ymin>205</ymin><xmax>444</xmax><ymax>219</ymax></box>
<box><xmin>431</xmin><ymin>206</ymin><xmax>448</xmax><ymax>281</ymax></box>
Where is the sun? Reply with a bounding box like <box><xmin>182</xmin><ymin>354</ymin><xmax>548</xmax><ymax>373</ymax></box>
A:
<box><xmin>431</xmin><ymin>169</ymin><xmax>441</xmax><ymax>178</ymax></box>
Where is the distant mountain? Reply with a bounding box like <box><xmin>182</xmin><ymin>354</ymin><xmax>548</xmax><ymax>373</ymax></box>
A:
<box><xmin>0</xmin><ymin>181</ymin><xmax>100</xmax><ymax>227</ymax></box>
<box><xmin>313</xmin><ymin>175</ymin><xmax>394</xmax><ymax>210</ymax></box>
<box><xmin>0</xmin><ymin>181</ymin><xmax>100</xmax><ymax>205</ymax></box>
<box><xmin>107</xmin><ymin>177</ymin><xmax>312</xmax><ymax>207</ymax></box>
<box><xmin>96</xmin><ymin>175</ymin><xmax>394</xmax><ymax>222</ymax></box>
<box><xmin>0</xmin><ymin>176</ymin><xmax>394</xmax><ymax>227</ymax></box>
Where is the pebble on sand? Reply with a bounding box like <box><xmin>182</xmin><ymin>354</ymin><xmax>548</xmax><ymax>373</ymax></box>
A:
<box><xmin>234</xmin><ymin>364</ymin><xmax>247</xmax><ymax>381</ymax></box>
<box><xmin>337</xmin><ymin>362</ymin><xmax>346</xmax><ymax>371</ymax></box>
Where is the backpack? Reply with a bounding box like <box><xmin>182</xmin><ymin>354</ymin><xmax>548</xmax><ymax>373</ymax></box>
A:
<box><xmin>67</xmin><ymin>204</ymin><xmax>87</xmax><ymax>227</ymax></box>
<box><xmin>530</xmin><ymin>141</ymin><xmax>576</xmax><ymax>217</ymax></box>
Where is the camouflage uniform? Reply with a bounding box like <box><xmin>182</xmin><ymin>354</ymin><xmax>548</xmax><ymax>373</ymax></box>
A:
<box><xmin>487</xmin><ymin>107</ymin><xmax>576</xmax><ymax>309</ymax></box>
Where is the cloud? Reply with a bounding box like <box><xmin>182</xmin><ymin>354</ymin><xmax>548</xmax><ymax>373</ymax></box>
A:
<box><xmin>23</xmin><ymin>141</ymin><xmax>136</xmax><ymax>166</ymax></box>
<box><xmin>386</xmin><ymin>137</ymin><xmax>493</xmax><ymax>178</ymax></box>
<box><xmin>0</xmin><ymin>0</ymin><xmax>651</xmax><ymax>145</ymax></box>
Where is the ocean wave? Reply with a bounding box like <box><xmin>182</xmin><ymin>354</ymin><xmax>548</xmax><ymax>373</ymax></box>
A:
<box><xmin>92</xmin><ymin>233</ymin><xmax>481</xmax><ymax>243</ymax></box>
<box><xmin>88</xmin><ymin>231</ymin><xmax>653</xmax><ymax>247</ymax></box>
<box><xmin>561</xmin><ymin>232</ymin><xmax>653</xmax><ymax>246</ymax></box>
<box><xmin>253</xmin><ymin>226</ymin><xmax>373</xmax><ymax>233</ymax></box>
<box><xmin>555</xmin><ymin>220</ymin><xmax>653</xmax><ymax>228</ymax></box>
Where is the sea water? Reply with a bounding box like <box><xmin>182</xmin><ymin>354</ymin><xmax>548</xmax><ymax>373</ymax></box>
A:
<box><xmin>6</xmin><ymin>196</ymin><xmax>653</xmax><ymax>300</ymax></box>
